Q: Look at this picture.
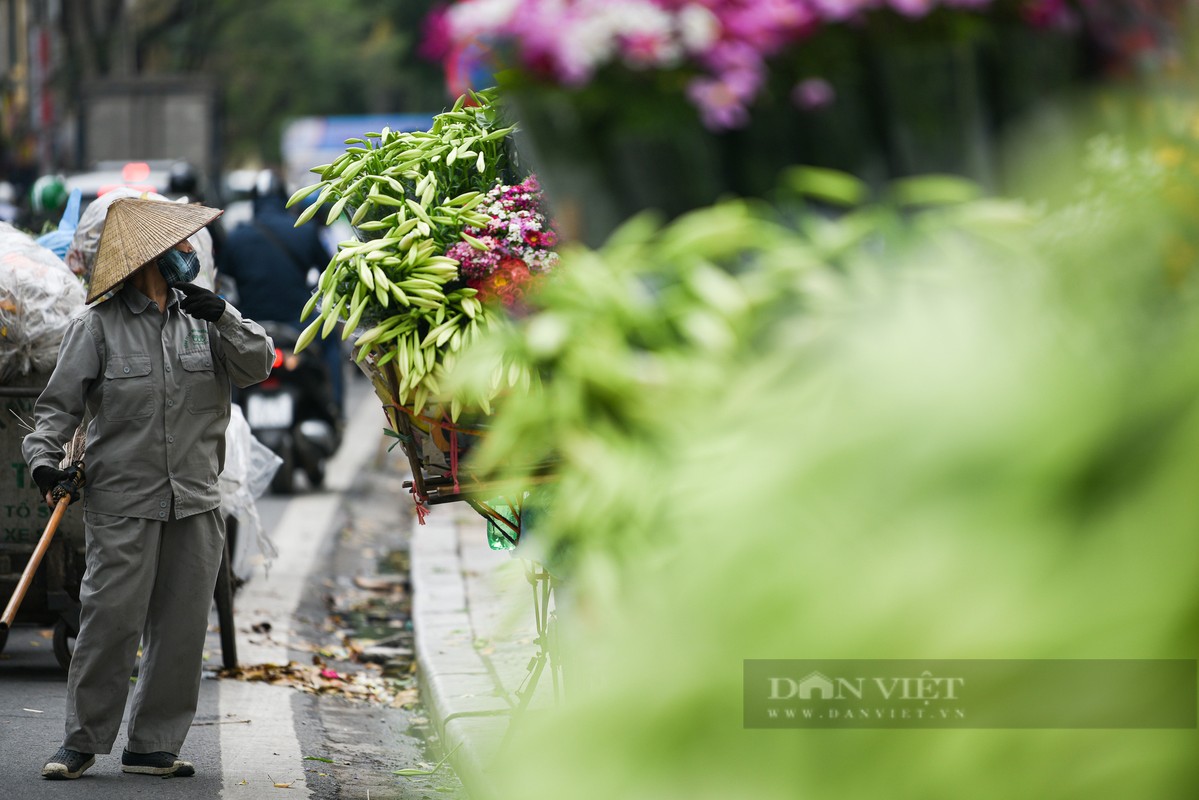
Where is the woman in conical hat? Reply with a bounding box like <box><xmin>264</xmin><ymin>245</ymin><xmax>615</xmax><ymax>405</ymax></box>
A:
<box><xmin>65</xmin><ymin>187</ymin><xmax>218</xmax><ymax>292</ymax></box>
<box><xmin>21</xmin><ymin>196</ymin><xmax>275</xmax><ymax>780</ymax></box>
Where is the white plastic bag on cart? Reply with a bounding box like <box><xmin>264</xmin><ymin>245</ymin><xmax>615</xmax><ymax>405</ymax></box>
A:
<box><xmin>0</xmin><ymin>222</ymin><xmax>86</xmax><ymax>382</ymax></box>
<box><xmin>220</xmin><ymin>404</ymin><xmax>283</xmax><ymax>582</ymax></box>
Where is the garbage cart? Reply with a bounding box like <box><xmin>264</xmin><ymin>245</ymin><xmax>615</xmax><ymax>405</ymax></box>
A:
<box><xmin>0</xmin><ymin>373</ymin><xmax>240</xmax><ymax>670</ymax></box>
<box><xmin>0</xmin><ymin>375</ymin><xmax>86</xmax><ymax>668</ymax></box>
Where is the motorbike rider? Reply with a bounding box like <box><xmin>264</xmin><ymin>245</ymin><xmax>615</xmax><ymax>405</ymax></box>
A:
<box><xmin>28</xmin><ymin>174</ymin><xmax>69</xmax><ymax>231</ymax></box>
<box><xmin>219</xmin><ymin>169</ymin><xmax>343</xmax><ymax>426</ymax></box>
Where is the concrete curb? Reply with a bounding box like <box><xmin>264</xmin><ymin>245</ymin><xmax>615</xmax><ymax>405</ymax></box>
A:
<box><xmin>410</xmin><ymin>504</ymin><xmax>552</xmax><ymax>800</ymax></box>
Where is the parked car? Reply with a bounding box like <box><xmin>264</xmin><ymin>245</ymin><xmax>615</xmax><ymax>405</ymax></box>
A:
<box><xmin>65</xmin><ymin>160</ymin><xmax>205</xmax><ymax>211</ymax></box>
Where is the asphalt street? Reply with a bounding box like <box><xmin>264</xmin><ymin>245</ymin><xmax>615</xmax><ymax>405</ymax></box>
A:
<box><xmin>0</xmin><ymin>371</ymin><xmax>464</xmax><ymax>799</ymax></box>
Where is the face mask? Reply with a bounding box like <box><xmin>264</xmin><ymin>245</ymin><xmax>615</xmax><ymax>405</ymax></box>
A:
<box><xmin>158</xmin><ymin>247</ymin><xmax>201</xmax><ymax>286</ymax></box>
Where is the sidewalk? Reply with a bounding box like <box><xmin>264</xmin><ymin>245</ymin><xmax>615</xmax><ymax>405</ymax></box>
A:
<box><xmin>410</xmin><ymin>502</ymin><xmax>558</xmax><ymax>800</ymax></box>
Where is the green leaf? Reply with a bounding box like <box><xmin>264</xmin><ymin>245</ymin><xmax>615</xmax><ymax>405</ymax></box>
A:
<box><xmin>326</xmin><ymin>193</ymin><xmax>352</xmax><ymax>225</ymax></box>
<box><xmin>783</xmin><ymin>166</ymin><xmax>869</xmax><ymax>207</ymax></box>
<box><xmin>393</xmin><ymin>743</ymin><xmax>461</xmax><ymax>777</ymax></box>
<box><xmin>890</xmin><ymin>174</ymin><xmax>983</xmax><ymax>208</ymax></box>
<box><xmin>286</xmin><ymin>181</ymin><xmax>323</xmax><ymax>209</ymax></box>
<box><xmin>383</xmin><ymin>427</ymin><xmax>409</xmax><ymax>453</ymax></box>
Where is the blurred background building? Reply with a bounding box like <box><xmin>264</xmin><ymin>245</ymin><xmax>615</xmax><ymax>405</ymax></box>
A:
<box><xmin>0</xmin><ymin>0</ymin><xmax>447</xmax><ymax>228</ymax></box>
<box><xmin>1</xmin><ymin>0</ymin><xmax>59</xmax><ymax>191</ymax></box>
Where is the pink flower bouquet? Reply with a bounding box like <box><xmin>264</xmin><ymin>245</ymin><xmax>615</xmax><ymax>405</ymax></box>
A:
<box><xmin>433</xmin><ymin>0</ymin><xmax>1083</xmax><ymax>131</ymax></box>
<box><xmin>446</xmin><ymin>174</ymin><xmax>560</xmax><ymax>310</ymax></box>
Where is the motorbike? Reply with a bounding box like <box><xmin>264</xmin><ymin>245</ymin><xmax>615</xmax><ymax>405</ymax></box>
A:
<box><xmin>238</xmin><ymin>321</ymin><xmax>341</xmax><ymax>494</ymax></box>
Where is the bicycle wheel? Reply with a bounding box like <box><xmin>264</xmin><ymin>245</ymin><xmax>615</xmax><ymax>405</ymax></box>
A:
<box><xmin>213</xmin><ymin>531</ymin><xmax>237</xmax><ymax>670</ymax></box>
<box><xmin>52</xmin><ymin>617</ymin><xmax>76</xmax><ymax>670</ymax></box>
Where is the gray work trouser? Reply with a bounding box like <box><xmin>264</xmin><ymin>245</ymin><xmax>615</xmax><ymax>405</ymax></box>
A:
<box><xmin>63</xmin><ymin>508</ymin><xmax>225</xmax><ymax>755</ymax></box>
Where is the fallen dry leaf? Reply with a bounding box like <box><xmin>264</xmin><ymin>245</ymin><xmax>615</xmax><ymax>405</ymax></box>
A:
<box><xmin>220</xmin><ymin>661</ymin><xmax>415</xmax><ymax>706</ymax></box>
<box><xmin>353</xmin><ymin>576</ymin><xmax>404</xmax><ymax>592</ymax></box>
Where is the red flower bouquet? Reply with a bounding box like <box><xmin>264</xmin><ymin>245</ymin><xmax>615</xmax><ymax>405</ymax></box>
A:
<box><xmin>446</xmin><ymin>174</ymin><xmax>559</xmax><ymax>311</ymax></box>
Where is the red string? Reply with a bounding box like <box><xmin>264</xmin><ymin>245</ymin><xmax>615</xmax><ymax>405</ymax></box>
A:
<box><xmin>386</xmin><ymin>403</ymin><xmax>487</xmax><ymax>437</ymax></box>
<box><xmin>410</xmin><ymin>483</ymin><xmax>431</xmax><ymax>525</ymax></box>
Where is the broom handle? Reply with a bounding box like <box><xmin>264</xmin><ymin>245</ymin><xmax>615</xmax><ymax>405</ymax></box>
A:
<box><xmin>0</xmin><ymin>496</ymin><xmax>70</xmax><ymax>630</ymax></box>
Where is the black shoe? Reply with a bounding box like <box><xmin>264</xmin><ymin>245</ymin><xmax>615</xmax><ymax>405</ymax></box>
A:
<box><xmin>120</xmin><ymin>748</ymin><xmax>195</xmax><ymax>777</ymax></box>
<box><xmin>42</xmin><ymin>747</ymin><xmax>95</xmax><ymax>780</ymax></box>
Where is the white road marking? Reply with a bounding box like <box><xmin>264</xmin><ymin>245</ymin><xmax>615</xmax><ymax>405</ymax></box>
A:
<box><xmin>219</xmin><ymin>386</ymin><xmax>385</xmax><ymax>798</ymax></box>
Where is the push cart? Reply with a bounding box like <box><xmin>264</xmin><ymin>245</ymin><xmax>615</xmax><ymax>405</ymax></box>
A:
<box><xmin>0</xmin><ymin>376</ymin><xmax>239</xmax><ymax>671</ymax></box>
<box><xmin>363</xmin><ymin>356</ymin><xmax>564</xmax><ymax>712</ymax></box>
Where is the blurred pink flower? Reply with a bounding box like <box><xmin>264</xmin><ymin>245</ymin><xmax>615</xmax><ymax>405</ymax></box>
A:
<box><xmin>792</xmin><ymin>77</ymin><xmax>837</xmax><ymax>109</ymax></box>
<box><xmin>687</xmin><ymin>75</ymin><xmax>751</xmax><ymax>129</ymax></box>
<box><xmin>439</xmin><ymin>0</ymin><xmax>1103</xmax><ymax>129</ymax></box>
<box><xmin>806</xmin><ymin>0</ymin><xmax>871</xmax><ymax>22</ymax></box>
<box><xmin>719</xmin><ymin>0</ymin><xmax>815</xmax><ymax>52</ymax></box>
<box><xmin>622</xmin><ymin>30</ymin><xmax>681</xmax><ymax>68</ymax></box>
<box><xmin>887</xmin><ymin>0</ymin><xmax>936</xmax><ymax>17</ymax></box>
<box><xmin>1021</xmin><ymin>0</ymin><xmax>1078</xmax><ymax>29</ymax></box>
<box><xmin>418</xmin><ymin>3</ymin><xmax>454</xmax><ymax>62</ymax></box>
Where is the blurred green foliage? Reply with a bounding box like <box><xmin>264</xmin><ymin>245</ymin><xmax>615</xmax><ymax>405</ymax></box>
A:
<box><xmin>208</xmin><ymin>0</ymin><xmax>449</xmax><ymax>163</ymax></box>
<box><xmin>450</xmin><ymin>128</ymin><xmax>1199</xmax><ymax>794</ymax></box>
<box><xmin>68</xmin><ymin>0</ymin><xmax>450</xmax><ymax>164</ymax></box>
<box><xmin>454</xmin><ymin>168</ymin><xmax>1039</xmax><ymax>571</ymax></box>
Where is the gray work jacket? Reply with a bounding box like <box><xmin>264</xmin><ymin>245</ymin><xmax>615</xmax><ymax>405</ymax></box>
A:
<box><xmin>22</xmin><ymin>282</ymin><xmax>275</xmax><ymax>521</ymax></box>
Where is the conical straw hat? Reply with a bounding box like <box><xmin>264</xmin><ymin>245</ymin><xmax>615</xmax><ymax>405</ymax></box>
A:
<box><xmin>86</xmin><ymin>197</ymin><xmax>223</xmax><ymax>303</ymax></box>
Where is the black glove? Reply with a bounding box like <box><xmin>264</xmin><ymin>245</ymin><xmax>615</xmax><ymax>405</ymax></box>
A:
<box><xmin>176</xmin><ymin>283</ymin><xmax>227</xmax><ymax>322</ymax></box>
<box><xmin>33</xmin><ymin>464</ymin><xmax>85</xmax><ymax>505</ymax></box>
